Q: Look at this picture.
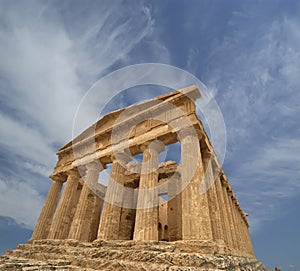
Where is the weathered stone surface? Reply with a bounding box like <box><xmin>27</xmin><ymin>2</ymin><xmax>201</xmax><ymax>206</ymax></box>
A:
<box><xmin>8</xmin><ymin>85</ymin><xmax>266</xmax><ymax>270</ymax></box>
<box><xmin>1</xmin><ymin>240</ymin><xmax>266</xmax><ymax>271</ymax></box>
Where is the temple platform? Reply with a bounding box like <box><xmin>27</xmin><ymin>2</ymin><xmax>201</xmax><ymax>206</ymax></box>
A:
<box><xmin>1</xmin><ymin>239</ymin><xmax>266</xmax><ymax>271</ymax></box>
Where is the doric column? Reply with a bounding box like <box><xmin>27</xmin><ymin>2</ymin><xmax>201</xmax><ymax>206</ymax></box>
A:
<box><xmin>180</xmin><ymin>130</ymin><xmax>213</xmax><ymax>240</ymax></box>
<box><xmin>133</xmin><ymin>140</ymin><xmax>165</xmax><ymax>241</ymax></box>
<box><xmin>214</xmin><ymin>175</ymin><xmax>232</xmax><ymax>248</ymax></box>
<box><xmin>118</xmin><ymin>186</ymin><xmax>136</xmax><ymax>240</ymax></box>
<box><xmin>221</xmin><ymin>181</ymin><xmax>238</xmax><ymax>250</ymax></box>
<box><xmin>68</xmin><ymin>161</ymin><xmax>101</xmax><ymax>241</ymax></box>
<box><xmin>98</xmin><ymin>154</ymin><xmax>129</xmax><ymax>240</ymax></box>
<box><xmin>30</xmin><ymin>176</ymin><xmax>63</xmax><ymax>240</ymax></box>
<box><xmin>228</xmin><ymin>193</ymin><xmax>242</xmax><ymax>252</ymax></box>
<box><xmin>167</xmin><ymin>172</ymin><xmax>182</xmax><ymax>241</ymax></box>
<box><xmin>242</xmin><ymin>214</ymin><xmax>255</xmax><ymax>256</ymax></box>
<box><xmin>48</xmin><ymin>169</ymin><xmax>81</xmax><ymax>239</ymax></box>
<box><xmin>69</xmin><ymin>182</ymin><xmax>83</xmax><ymax>227</ymax></box>
<box><xmin>88</xmin><ymin>196</ymin><xmax>103</xmax><ymax>242</ymax></box>
<box><xmin>234</xmin><ymin>199</ymin><xmax>247</xmax><ymax>253</ymax></box>
<box><xmin>237</xmin><ymin>208</ymin><xmax>246</xmax><ymax>253</ymax></box>
<box><xmin>201</xmin><ymin>151</ymin><xmax>225</xmax><ymax>243</ymax></box>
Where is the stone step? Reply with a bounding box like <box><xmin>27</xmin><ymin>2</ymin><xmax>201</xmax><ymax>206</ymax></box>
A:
<box><xmin>26</xmin><ymin>239</ymin><xmax>233</xmax><ymax>255</ymax></box>
<box><xmin>1</xmin><ymin>255</ymin><xmax>209</xmax><ymax>271</ymax></box>
<box><xmin>6</xmin><ymin>249</ymin><xmax>218</xmax><ymax>269</ymax></box>
<box><xmin>0</xmin><ymin>255</ymin><xmax>96</xmax><ymax>271</ymax></box>
<box><xmin>3</xmin><ymin>240</ymin><xmax>266</xmax><ymax>271</ymax></box>
<box><xmin>8</xmin><ymin>243</ymin><xmax>252</xmax><ymax>269</ymax></box>
<box><xmin>5</xmin><ymin>247</ymin><xmax>264</xmax><ymax>271</ymax></box>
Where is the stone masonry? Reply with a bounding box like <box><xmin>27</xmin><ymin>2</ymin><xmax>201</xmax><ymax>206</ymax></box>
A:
<box><xmin>1</xmin><ymin>85</ymin><xmax>266</xmax><ymax>270</ymax></box>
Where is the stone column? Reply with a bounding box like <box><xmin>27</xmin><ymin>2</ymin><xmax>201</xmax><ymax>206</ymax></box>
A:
<box><xmin>228</xmin><ymin>193</ymin><xmax>242</xmax><ymax>252</ymax></box>
<box><xmin>98</xmin><ymin>154</ymin><xmax>129</xmax><ymax>240</ymax></box>
<box><xmin>237</xmin><ymin>209</ymin><xmax>245</xmax><ymax>253</ymax></box>
<box><xmin>69</xmin><ymin>182</ymin><xmax>83</xmax><ymax>226</ymax></box>
<box><xmin>234</xmin><ymin>200</ymin><xmax>247</xmax><ymax>253</ymax></box>
<box><xmin>167</xmin><ymin>172</ymin><xmax>182</xmax><ymax>241</ymax></box>
<box><xmin>30</xmin><ymin>176</ymin><xmax>63</xmax><ymax>240</ymax></box>
<box><xmin>89</xmin><ymin>196</ymin><xmax>103</xmax><ymax>242</ymax></box>
<box><xmin>118</xmin><ymin>186</ymin><xmax>136</xmax><ymax>240</ymax></box>
<box><xmin>201</xmin><ymin>151</ymin><xmax>225</xmax><ymax>244</ymax></box>
<box><xmin>214</xmin><ymin>175</ymin><xmax>232</xmax><ymax>248</ymax></box>
<box><xmin>133</xmin><ymin>140</ymin><xmax>165</xmax><ymax>241</ymax></box>
<box><xmin>242</xmin><ymin>215</ymin><xmax>255</xmax><ymax>256</ymax></box>
<box><xmin>180</xmin><ymin>130</ymin><xmax>213</xmax><ymax>240</ymax></box>
<box><xmin>48</xmin><ymin>169</ymin><xmax>80</xmax><ymax>239</ymax></box>
<box><xmin>240</xmin><ymin>216</ymin><xmax>248</xmax><ymax>253</ymax></box>
<box><xmin>221</xmin><ymin>182</ymin><xmax>238</xmax><ymax>250</ymax></box>
<box><xmin>68</xmin><ymin>161</ymin><xmax>101</xmax><ymax>241</ymax></box>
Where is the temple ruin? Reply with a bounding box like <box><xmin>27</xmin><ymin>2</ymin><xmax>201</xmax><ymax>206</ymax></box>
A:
<box><xmin>1</xmin><ymin>85</ymin><xmax>266</xmax><ymax>270</ymax></box>
<box><xmin>30</xmin><ymin>85</ymin><xmax>253</xmax><ymax>254</ymax></box>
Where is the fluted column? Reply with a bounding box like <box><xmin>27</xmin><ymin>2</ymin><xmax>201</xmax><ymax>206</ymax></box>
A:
<box><xmin>237</xmin><ymin>209</ymin><xmax>246</xmax><ymax>253</ymax></box>
<box><xmin>167</xmin><ymin>172</ymin><xmax>182</xmax><ymax>241</ymax></box>
<box><xmin>98</xmin><ymin>154</ymin><xmax>129</xmax><ymax>240</ymax></box>
<box><xmin>180</xmin><ymin>130</ymin><xmax>213</xmax><ymax>240</ymax></box>
<box><xmin>133</xmin><ymin>140</ymin><xmax>164</xmax><ymax>241</ymax></box>
<box><xmin>228</xmin><ymin>192</ymin><xmax>243</xmax><ymax>252</ymax></box>
<box><xmin>234</xmin><ymin>199</ymin><xmax>246</xmax><ymax>253</ymax></box>
<box><xmin>242</xmin><ymin>214</ymin><xmax>255</xmax><ymax>256</ymax></box>
<box><xmin>118</xmin><ymin>186</ymin><xmax>136</xmax><ymax>240</ymax></box>
<box><xmin>68</xmin><ymin>161</ymin><xmax>101</xmax><ymax>241</ymax></box>
<box><xmin>48</xmin><ymin>169</ymin><xmax>80</xmax><ymax>239</ymax></box>
<box><xmin>214</xmin><ymin>175</ymin><xmax>232</xmax><ymax>248</ymax></box>
<box><xmin>30</xmin><ymin>176</ymin><xmax>64</xmax><ymax>240</ymax></box>
<box><xmin>221</xmin><ymin>181</ymin><xmax>238</xmax><ymax>250</ymax></box>
<box><xmin>201</xmin><ymin>151</ymin><xmax>225</xmax><ymax>243</ymax></box>
<box><xmin>88</xmin><ymin>196</ymin><xmax>103</xmax><ymax>242</ymax></box>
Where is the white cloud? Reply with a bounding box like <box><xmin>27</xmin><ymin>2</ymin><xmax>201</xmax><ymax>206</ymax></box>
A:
<box><xmin>0</xmin><ymin>178</ymin><xmax>44</xmax><ymax>229</ymax></box>
<box><xmin>0</xmin><ymin>1</ymin><xmax>164</xmax><ymax>229</ymax></box>
<box><xmin>205</xmin><ymin>12</ymin><xmax>300</xmax><ymax>233</ymax></box>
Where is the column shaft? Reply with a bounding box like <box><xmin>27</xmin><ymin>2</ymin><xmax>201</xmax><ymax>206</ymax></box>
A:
<box><xmin>181</xmin><ymin>136</ymin><xmax>212</xmax><ymax>240</ymax></box>
<box><xmin>68</xmin><ymin>163</ymin><xmax>100</xmax><ymax>241</ymax></box>
<box><xmin>215</xmin><ymin>176</ymin><xmax>232</xmax><ymax>248</ymax></box>
<box><xmin>48</xmin><ymin>170</ymin><xmax>80</xmax><ymax>239</ymax></box>
<box><xmin>221</xmin><ymin>184</ymin><xmax>238</xmax><ymax>250</ymax></box>
<box><xmin>167</xmin><ymin>173</ymin><xmax>182</xmax><ymax>241</ymax></box>
<box><xmin>243</xmin><ymin>219</ymin><xmax>255</xmax><ymax>255</ymax></box>
<box><xmin>202</xmin><ymin>155</ymin><xmax>225</xmax><ymax>243</ymax></box>
<box><xmin>30</xmin><ymin>179</ymin><xmax>63</xmax><ymax>240</ymax></box>
<box><xmin>98</xmin><ymin>160</ymin><xmax>126</xmax><ymax>240</ymax></box>
<box><xmin>70</xmin><ymin>183</ymin><xmax>83</xmax><ymax>222</ymax></box>
<box><xmin>133</xmin><ymin>143</ymin><xmax>162</xmax><ymax>241</ymax></box>
<box><xmin>89</xmin><ymin>196</ymin><xmax>103</xmax><ymax>242</ymax></box>
<box><xmin>239</xmin><ymin>211</ymin><xmax>248</xmax><ymax>254</ymax></box>
<box><xmin>228</xmin><ymin>194</ymin><xmax>242</xmax><ymax>251</ymax></box>
<box><xmin>118</xmin><ymin>187</ymin><xmax>136</xmax><ymax>240</ymax></box>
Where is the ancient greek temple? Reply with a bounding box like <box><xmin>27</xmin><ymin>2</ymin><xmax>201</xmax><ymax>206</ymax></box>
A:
<box><xmin>29</xmin><ymin>85</ymin><xmax>254</xmax><ymax>257</ymax></box>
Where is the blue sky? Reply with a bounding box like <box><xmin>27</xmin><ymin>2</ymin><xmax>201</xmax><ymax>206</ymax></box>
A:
<box><xmin>0</xmin><ymin>1</ymin><xmax>299</xmax><ymax>270</ymax></box>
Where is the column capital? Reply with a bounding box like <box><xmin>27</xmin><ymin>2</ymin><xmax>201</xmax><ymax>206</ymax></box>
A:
<box><xmin>176</xmin><ymin>126</ymin><xmax>195</xmax><ymax>139</ymax></box>
<box><xmin>140</xmin><ymin>139</ymin><xmax>165</xmax><ymax>153</ymax></box>
<box><xmin>86</xmin><ymin>160</ymin><xmax>104</xmax><ymax>172</ymax></box>
<box><xmin>111</xmin><ymin>150</ymin><xmax>132</xmax><ymax>165</ymax></box>
<box><xmin>49</xmin><ymin>174</ymin><xmax>66</xmax><ymax>182</ymax></box>
<box><xmin>67</xmin><ymin>168</ymin><xmax>81</xmax><ymax>179</ymax></box>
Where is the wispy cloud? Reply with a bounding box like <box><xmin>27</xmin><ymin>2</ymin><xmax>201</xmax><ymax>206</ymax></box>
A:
<box><xmin>202</xmin><ymin>4</ymin><xmax>300</xmax><ymax>232</ymax></box>
<box><xmin>0</xmin><ymin>0</ymin><xmax>162</xmax><ymax>229</ymax></box>
<box><xmin>0</xmin><ymin>177</ymin><xmax>44</xmax><ymax>229</ymax></box>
